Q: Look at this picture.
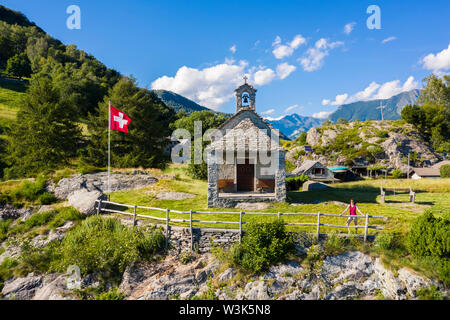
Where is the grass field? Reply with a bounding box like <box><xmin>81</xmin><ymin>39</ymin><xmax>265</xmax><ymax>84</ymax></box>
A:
<box><xmin>0</xmin><ymin>80</ymin><xmax>26</xmax><ymax>130</ymax></box>
<box><xmin>108</xmin><ymin>164</ymin><xmax>450</xmax><ymax>236</ymax></box>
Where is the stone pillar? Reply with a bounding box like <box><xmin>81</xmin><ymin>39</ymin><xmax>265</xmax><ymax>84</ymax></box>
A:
<box><xmin>275</xmin><ymin>151</ymin><xmax>286</xmax><ymax>202</ymax></box>
<box><xmin>207</xmin><ymin>151</ymin><xmax>219</xmax><ymax>208</ymax></box>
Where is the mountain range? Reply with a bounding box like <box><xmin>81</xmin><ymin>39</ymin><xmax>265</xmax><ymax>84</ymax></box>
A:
<box><xmin>266</xmin><ymin>114</ymin><xmax>323</xmax><ymax>140</ymax></box>
<box><xmin>155</xmin><ymin>89</ymin><xmax>420</xmax><ymax>140</ymax></box>
<box><xmin>328</xmin><ymin>89</ymin><xmax>420</xmax><ymax>123</ymax></box>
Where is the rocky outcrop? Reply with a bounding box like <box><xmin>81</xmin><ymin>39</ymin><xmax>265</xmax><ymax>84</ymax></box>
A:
<box><xmin>303</xmin><ymin>122</ymin><xmax>440</xmax><ymax>171</ymax></box>
<box><xmin>54</xmin><ymin>172</ymin><xmax>158</xmax><ymax>200</ymax></box>
<box><xmin>155</xmin><ymin>192</ymin><xmax>196</xmax><ymax>200</ymax></box>
<box><xmin>1</xmin><ymin>273</ymin><xmax>43</xmax><ymax>300</ymax></box>
<box><xmin>0</xmin><ymin>205</ymin><xmax>32</xmax><ymax>221</ymax></box>
<box><xmin>119</xmin><ymin>254</ymin><xmax>219</xmax><ymax>300</ymax></box>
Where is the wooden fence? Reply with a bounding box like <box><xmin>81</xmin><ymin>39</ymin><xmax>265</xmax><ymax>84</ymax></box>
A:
<box><xmin>94</xmin><ymin>200</ymin><xmax>386</xmax><ymax>249</ymax></box>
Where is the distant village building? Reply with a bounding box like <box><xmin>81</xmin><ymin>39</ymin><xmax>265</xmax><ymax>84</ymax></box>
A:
<box><xmin>290</xmin><ymin>160</ymin><xmax>336</xmax><ymax>182</ymax></box>
<box><xmin>206</xmin><ymin>79</ymin><xmax>286</xmax><ymax>208</ymax></box>
<box><xmin>410</xmin><ymin>160</ymin><xmax>449</xmax><ymax>179</ymax></box>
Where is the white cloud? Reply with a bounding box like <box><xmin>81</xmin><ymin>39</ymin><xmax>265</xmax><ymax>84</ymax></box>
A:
<box><xmin>382</xmin><ymin>36</ymin><xmax>397</xmax><ymax>44</ymax></box>
<box><xmin>261</xmin><ymin>109</ymin><xmax>275</xmax><ymax>115</ymax></box>
<box><xmin>253</xmin><ymin>68</ymin><xmax>276</xmax><ymax>86</ymax></box>
<box><xmin>151</xmin><ymin>60</ymin><xmax>249</xmax><ymax>110</ymax></box>
<box><xmin>344</xmin><ymin>22</ymin><xmax>356</xmax><ymax>35</ymax></box>
<box><xmin>321</xmin><ymin>76</ymin><xmax>419</xmax><ymax>106</ymax></box>
<box><xmin>229</xmin><ymin>44</ymin><xmax>237</xmax><ymax>54</ymax></box>
<box><xmin>284</xmin><ymin>104</ymin><xmax>299</xmax><ymax>113</ymax></box>
<box><xmin>312</xmin><ymin>111</ymin><xmax>332</xmax><ymax>119</ymax></box>
<box><xmin>272</xmin><ymin>34</ymin><xmax>306</xmax><ymax>59</ymax></box>
<box><xmin>265</xmin><ymin>116</ymin><xmax>284</xmax><ymax>121</ymax></box>
<box><xmin>421</xmin><ymin>44</ymin><xmax>450</xmax><ymax>72</ymax></box>
<box><xmin>299</xmin><ymin>38</ymin><xmax>344</xmax><ymax>71</ymax></box>
<box><xmin>276</xmin><ymin>62</ymin><xmax>296</xmax><ymax>79</ymax></box>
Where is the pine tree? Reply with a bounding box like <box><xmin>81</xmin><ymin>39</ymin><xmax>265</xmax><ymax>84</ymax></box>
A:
<box><xmin>83</xmin><ymin>77</ymin><xmax>176</xmax><ymax>169</ymax></box>
<box><xmin>5</xmin><ymin>75</ymin><xmax>82</xmax><ymax>178</ymax></box>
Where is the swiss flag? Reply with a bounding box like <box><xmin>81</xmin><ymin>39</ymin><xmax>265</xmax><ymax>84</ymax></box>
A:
<box><xmin>110</xmin><ymin>105</ymin><xmax>131</xmax><ymax>133</ymax></box>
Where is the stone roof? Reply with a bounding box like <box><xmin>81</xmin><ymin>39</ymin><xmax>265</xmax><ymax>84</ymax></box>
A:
<box><xmin>217</xmin><ymin>108</ymin><xmax>274</xmax><ymax>131</ymax></box>
<box><xmin>412</xmin><ymin>167</ymin><xmax>440</xmax><ymax>177</ymax></box>
<box><xmin>431</xmin><ymin>160</ymin><xmax>450</xmax><ymax>169</ymax></box>
<box><xmin>291</xmin><ymin>160</ymin><xmax>322</xmax><ymax>175</ymax></box>
<box><xmin>207</xmin><ymin>118</ymin><xmax>283</xmax><ymax>152</ymax></box>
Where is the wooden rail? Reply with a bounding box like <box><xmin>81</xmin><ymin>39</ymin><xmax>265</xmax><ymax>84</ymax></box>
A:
<box><xmin>95</xmin><ymin>200</ymin><xmax>386</xmax><ymax>250</ymax></box>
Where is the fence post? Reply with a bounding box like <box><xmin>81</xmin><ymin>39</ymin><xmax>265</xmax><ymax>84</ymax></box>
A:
<box><xmin>277</xmin><ymin>212</ymin><xmax>281</xmax><ymax>220</ymax></box>
<box><xmin>239</xmin><ymin>211</ymin><xmax>243</xmax><ymax>243</ymax></box>
<box><xmin>133</xmin><ymin>205</ymin><xmax>137</xmax><ymax>227</ymax></box>
<box><xmin>96</xmin><ymin>199</ymin><xmax>102</xmax><ymax>215</ymax></box>
<box><xmin>364</xmin><ymin>214</ymin><xmax>369</xmax><ymax>243</ymax></box>
<box><xmin>316</xmin><ymin>212</ymin><xmax>321</xmax><ymax>240</ymax></box>
<box><xmin>190</xmin><ymin>209</ymin><xmax>193</xmax><ymax>252</ymax></box>
<box><xmin>165</xmin><ymin>208</ymin><xmax>170</xmax><ymax>249</ymax></box>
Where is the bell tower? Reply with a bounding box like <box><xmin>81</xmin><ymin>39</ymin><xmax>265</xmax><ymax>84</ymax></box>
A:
<box><xmin>234</xmin><ymin>76</ymin><xmax>257</xmax><ymax>113</ymax></box>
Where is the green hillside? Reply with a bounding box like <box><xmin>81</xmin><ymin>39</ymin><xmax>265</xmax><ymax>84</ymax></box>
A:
<box><xmin>0</xmin><ymin>79</ymin><xmax>26</xmax><ymax>129</ymax></box>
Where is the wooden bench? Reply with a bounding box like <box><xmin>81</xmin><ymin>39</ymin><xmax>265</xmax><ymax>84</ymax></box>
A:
<box><xmin>380</xmin><ymin>186</ymin><xmax>415</xmax><ymax>203</ymax></box>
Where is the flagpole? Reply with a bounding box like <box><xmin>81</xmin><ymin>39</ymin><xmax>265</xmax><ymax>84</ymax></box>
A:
<box><xmin>108</xmin><ymin>101</ymin><xmax>111</xmax><ymax>201</ymax></box>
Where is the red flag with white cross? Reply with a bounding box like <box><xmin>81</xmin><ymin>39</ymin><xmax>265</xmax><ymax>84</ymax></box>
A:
<box><xmin>110</xmin><ymin>105</ymin><xmax>131</xmax><ymax>133</ymax></box>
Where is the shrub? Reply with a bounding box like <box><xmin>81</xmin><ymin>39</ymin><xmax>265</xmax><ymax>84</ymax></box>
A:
<box><xmin>407</xmin><ymin>210</ymin><xmax>449</xmax><ymax>259</ymax></box>
<box><xmin>416</xmin><ymin>285</ymin><xmax>443</xmax><ymax>300</ymax></box>
<box><xmin>48</xmin><ymin>207</ymin><xmax>84</xmax><ymax>229</ymax></box>
<box><xmin>52</xmin><ymin>216</ymin><xmax>165</xmax><ymax>277</ymax></box>
<box><xmin>38</xmin><ymin>192</ymin><xmax>56</xmax><ymax>205</ymax></box>
<box><xmin>92</xmin><ymin>287</ymin><xmax>126</xmax><ymax>300</ymax></box>
<box><xmin>391</xmin><ymin>169</ymin><xmax>404</xmax><ymax>179</ymax></box>
<box><xmin>376</xmin><ymin>130</ymin><xmax>389</xmax><ymax>138</ymax></box>
<box><xmin>324</xmin><ymin>233</ymin><xmax>348</xmax><ymax>255</ymax></box>
<box><xmin>286</xmin><ymin>174</ymin><xmax>309</xmax><ymax>191</ymax></box>
<box><xmin>231</xmin><ymin>220</ymin><xmax>295</xmax><ymax>273</ymax></box>
<box><xmin>376</xmin><ymin>233</ymin><xmax>396</xmax><ymax>251</ymax></box>
<box><xmin>440</xmin><ymin>164</ymin><xmax>450</xmax><ymax>178</ymax></box>
<box><xmin>0</xmin><ymin>219</ymin><xmax>13</xmax><ymax>241</ymax></box>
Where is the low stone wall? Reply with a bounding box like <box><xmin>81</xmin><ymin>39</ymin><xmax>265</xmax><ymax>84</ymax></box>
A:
<box><xmin>167</xmin><ymin>225</ymin><xmax>240</xmax><ymax>253</ymax></box>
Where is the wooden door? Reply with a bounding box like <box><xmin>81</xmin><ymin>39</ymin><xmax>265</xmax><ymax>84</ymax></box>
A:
<box><xmin>237</xmin><ymin>159</ymin><xmax>254</xmax><ymax>192</ymax></box>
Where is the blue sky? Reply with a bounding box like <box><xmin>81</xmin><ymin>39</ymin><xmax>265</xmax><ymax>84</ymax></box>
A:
<box><xmin>3</xmin><ymin>0</ymin><xmax>450</xmax><ymax>117</ymax></box>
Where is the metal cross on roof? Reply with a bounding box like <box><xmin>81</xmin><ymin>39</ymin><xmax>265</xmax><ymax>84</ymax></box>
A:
<box><xmin>243</xmin><ymin>75</ymin><xmax>248</xmax><ymax>84</ymax></box>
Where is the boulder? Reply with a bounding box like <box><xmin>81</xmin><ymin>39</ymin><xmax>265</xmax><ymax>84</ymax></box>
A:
<box><xmin>397</xmin><ymin>268</ymin><xmax>433</xmax><ymax>298</ymax></box>
<box><xmin>373</xmin><ymin>258</ymin><xmax>407</xmax><ymax>300</ymax></box>
<box><xmin>302</xmin><ymin>181</ymin><xmax>333</xmax><ymax>191</ymax></box>
<box><xmin>242</xmin><ymin>280</ymin><xmax>270</xmax><ymax>300</ymax></box>
<box><xmin>32</xmin><ymin>274</ymin><xmax>70</xmax><ymax>300</ymax></box>
<box><xmin>68</xmin><ymin>189</ymin><xmax>106</xmax><ymax>215</ymax></box>
<box><xmin>0</xmin><ymin>205</ymin><xmax>32</xmax><ymax>220</ymax></box>
<box><xmin>306</xmin><ymin>127</ymin><xmax>321</xmax><ymax>147</ymax></box>
<box><xmin>55</xmin><ymin>172</ymin><xmax>158</xmax><ymax>200</ymax></box>
<box><xmin>1</xmin><ymin>273</ymin><xmax>43</xmax><ymax>300</ymax></box>
<box><xmin>218</xmin><ymin>268</ymin><xmax>237</xmax><ymax>283</ymax></box>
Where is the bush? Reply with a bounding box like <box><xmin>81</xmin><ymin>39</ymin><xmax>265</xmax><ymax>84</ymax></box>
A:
<box><xmin>324</xmin><ymin>233</ymin><xmax>349</xmax><ymax>255</ymax></box>
<box><xmin>286</xmin><ymin>174</ymin><xmax>309</xmax><ymax>191</ymax></box>
<box><xmin>92</xmin><ymin>287</ymin><xmax>126</xmax><ymax>300</ymax></box>
<box><xmin>391</xmin><ymin>169</ymin><xmax>404</xmax><ymax>179</ymax></box>
<box><xmin>231</xmin><ymin>220</ymin><xmax>295</xmax><ymax>273</ymax></box>
<box><xmin>407</xmin><ymin>210</ymin><xmax>449</xmax><ymax>259</ymax></box>
<box><xmin>416</xmin><ymin>285</ymin><xmax>443</xmax><ymax>300</ymax></box>
<box><xmin>376</xmin><ymin>233</ymin><xmax>396</xmax><ymax>251</ymax></box>
<box><xmin>440</xmin><ymin>164</ymin><xmax>450</xmax><ymax>178</ymax></box>
<box><xmin>48</xmin><ymin>207</ymin><xmax>84</xmax><ymax>229</ymax></box>
<box><xmin>52</xmin><ymin>216</ymin><xmax>165</xmax><ymax>277</ymax></box>
<box><xmin>38</xmin><ymin>192</ymin><xmax>56</xmax><ymax>205</ymax></box>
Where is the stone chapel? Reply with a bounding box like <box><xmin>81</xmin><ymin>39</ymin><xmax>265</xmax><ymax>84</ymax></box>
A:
<box><xmin>206</xmin><ymin>78</ymin><xmax>286</xmax><ymax>208</ymax></box>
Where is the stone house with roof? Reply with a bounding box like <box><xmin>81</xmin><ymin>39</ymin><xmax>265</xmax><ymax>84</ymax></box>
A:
<box><xmin>206</xmin><ymin>79</ymin><xmax>286</xmax><ymax>208</ymax></box>
<box><xmin>290</xmin><ymin>160</ymin><xmax>336</xmax><ymax>182</ymax></box>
